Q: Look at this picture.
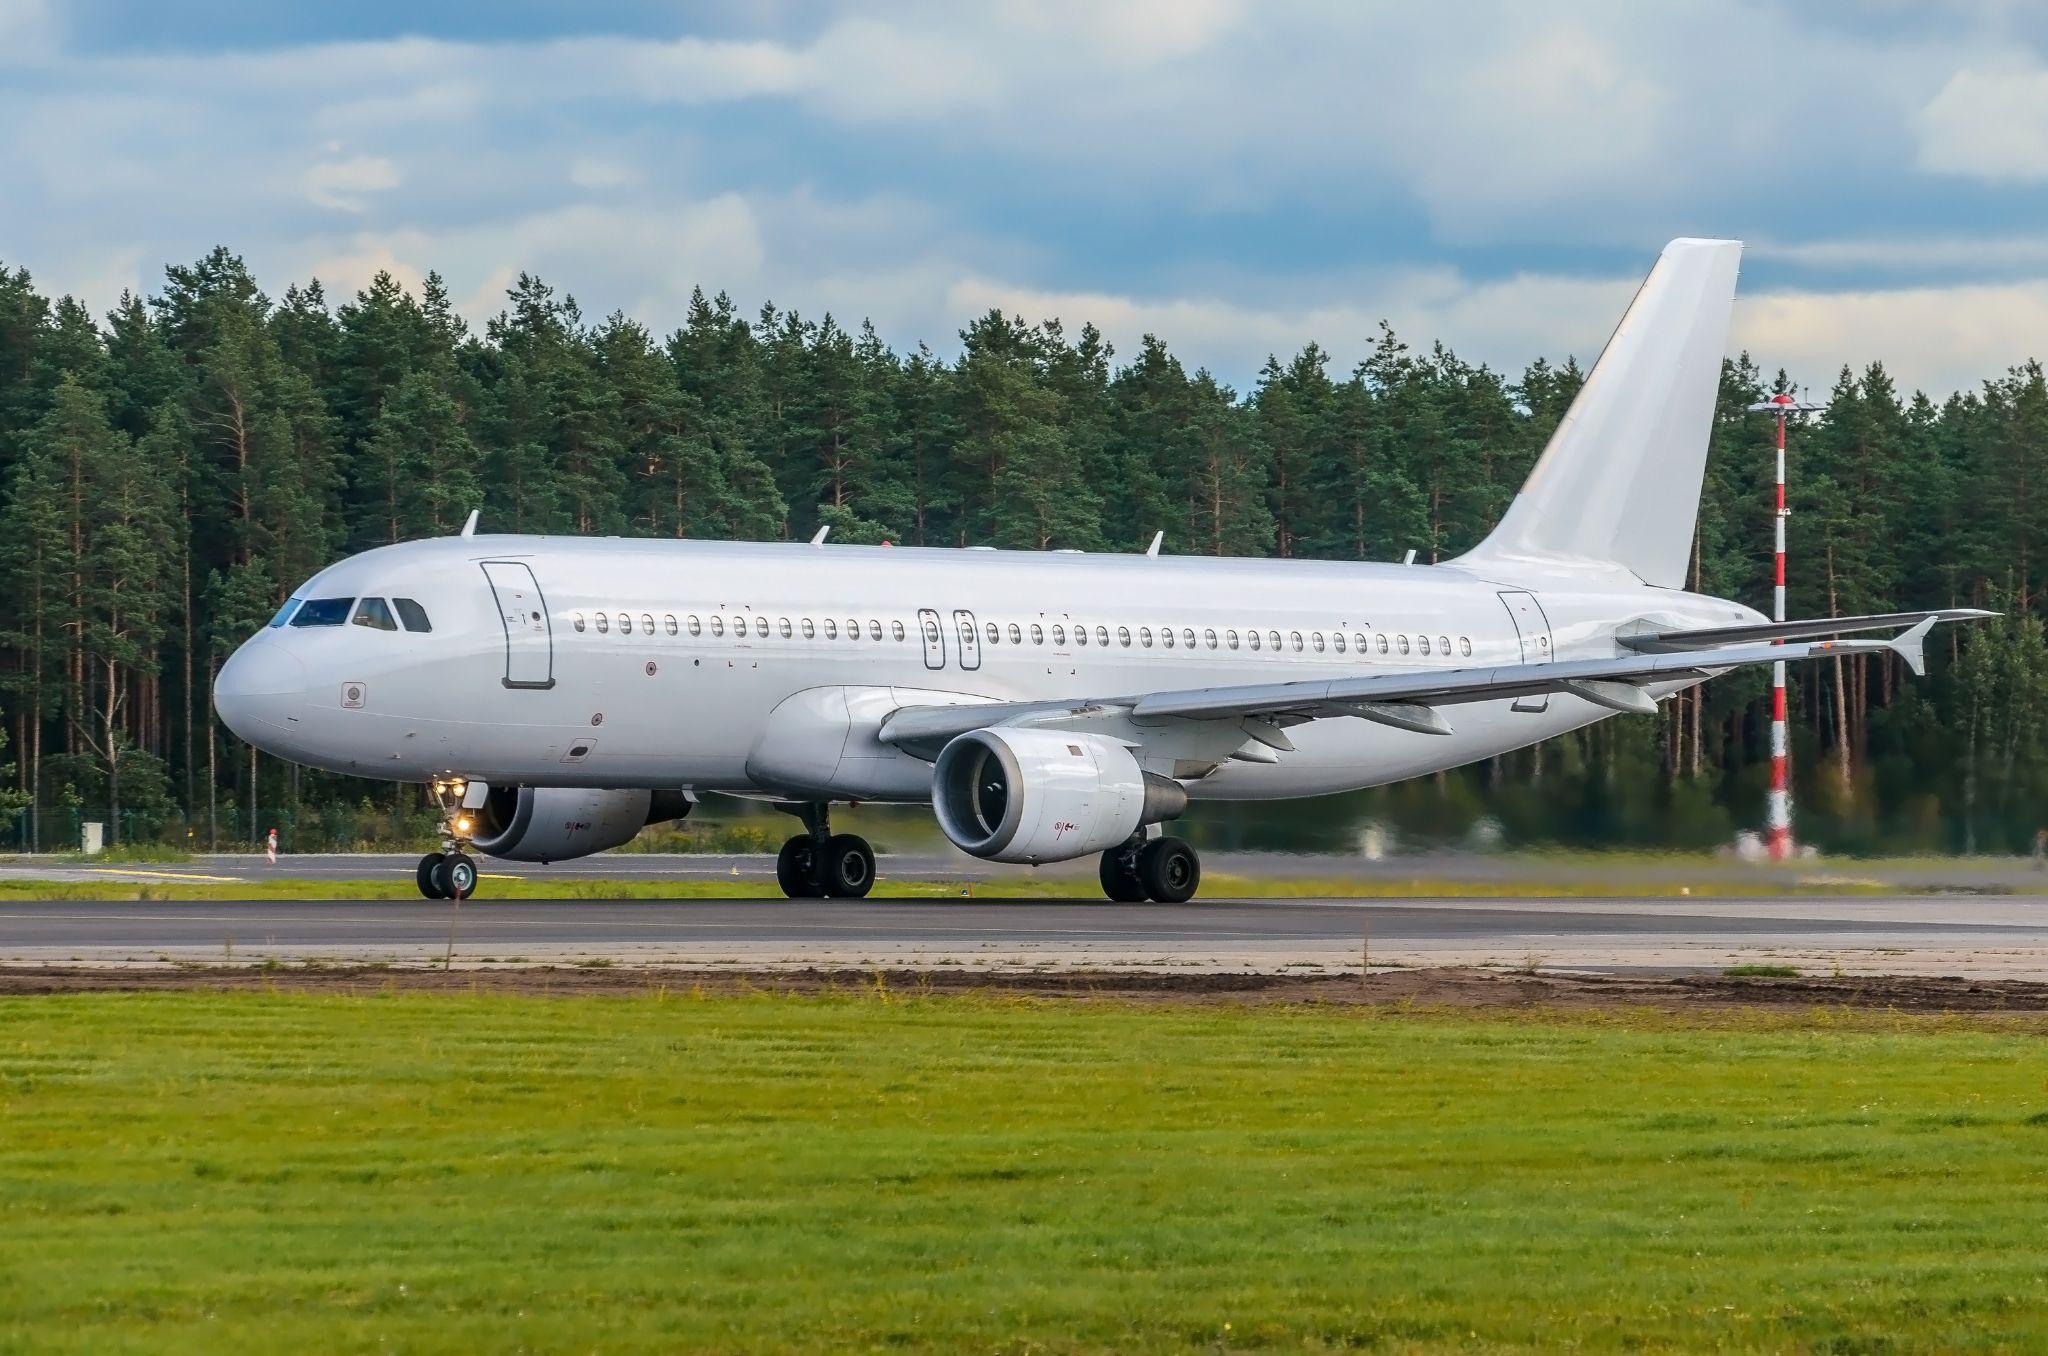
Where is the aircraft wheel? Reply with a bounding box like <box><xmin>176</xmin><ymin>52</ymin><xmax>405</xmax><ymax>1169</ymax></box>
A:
<box><xmin>1137</xmin><ymin>837</ymin><xmax>1200</xmax><ymax>904</ymax></box>
<box><xmin>820</xmin><ymin>833</ymin><xmax>876</xmax><ymax>899</ymax></box>
<box><xmin>1099</xmin><ymin>846</ymin><xmax>1147</xmax><ymax>902</ymax></box>
<box><xmin>776</xmin><ymin>835</ymin><xmax>823</xmax><ymax>898</ymax></box>
<box><xmin>432</xmin><ymin>852</ymin><xmax>478</xmax><ymax>900</ymax></box>
<box><xmin>417</xmin><ymin>853</ymin><xmax>448</xmax><ymax>900</ymax></box>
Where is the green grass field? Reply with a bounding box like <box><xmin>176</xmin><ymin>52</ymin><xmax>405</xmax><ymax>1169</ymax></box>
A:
<box><xmin>5</xmin><ymin>988</ymin><xmax>2048</xmax><ymax>1352</ymax></box>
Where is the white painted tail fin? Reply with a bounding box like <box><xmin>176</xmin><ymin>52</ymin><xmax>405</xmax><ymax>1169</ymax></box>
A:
<box><xmin>1456</xmin><ymin>238</ymin><xmax>1742</xmax><ymax>588</ymax></box>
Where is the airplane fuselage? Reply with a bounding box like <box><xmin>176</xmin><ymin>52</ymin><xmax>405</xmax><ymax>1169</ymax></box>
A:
<box><xmin>217</xmin><ymin>534</ymin><xmax>1760</xmax><ymax>800</ymax></box>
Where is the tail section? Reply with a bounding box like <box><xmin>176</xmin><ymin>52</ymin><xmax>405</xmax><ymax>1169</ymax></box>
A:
<box><xmin>1456</xmin><ymin>238</ymin><xmax>1741</xmax><ymax>588</ymax></box>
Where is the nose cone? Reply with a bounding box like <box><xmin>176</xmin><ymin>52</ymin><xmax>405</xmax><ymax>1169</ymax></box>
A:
<box><xmin>214</xmin><ymin>638</ymin><xmax>307</xmax><ymax>745</ymax></box>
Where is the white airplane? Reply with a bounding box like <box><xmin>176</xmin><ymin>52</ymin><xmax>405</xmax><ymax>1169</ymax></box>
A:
<box><xmin>214</xmin><ymin>239</ymin><xmax>1987</xmax><ymax>902</ymax></box>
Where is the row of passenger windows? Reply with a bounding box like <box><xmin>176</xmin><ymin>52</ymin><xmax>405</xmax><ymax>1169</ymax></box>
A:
<box><xmin>270</xmin><ymin>596</ymin><xmax>433</xmax><ymax>632</ymax></box>
<box><xmin>571</xmin><ymin>610</ymin><xmax>1473</xmax><ymax>659</ymax></box>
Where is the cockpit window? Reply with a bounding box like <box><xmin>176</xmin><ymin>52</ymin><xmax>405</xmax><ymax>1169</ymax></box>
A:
<box><xmin>352</xmin><ymin>598</ymin><xmax>398</xmax><ymax>631</ymax></box>
<box><xmin>290</xmin><ymin>597</ymin><xmax>355</xmax><ymax>627</ymax></box>
<box><xmin>266</xmin><ymin>598</ymin><xmax>301</xmax><ymax>629</ymax></box>
<box><xmin>393</xmin><ymin>598</ymin><xmax>432</xmax><ymax>632</ymax></box>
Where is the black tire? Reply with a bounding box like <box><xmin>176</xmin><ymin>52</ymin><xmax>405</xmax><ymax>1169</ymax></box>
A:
<box><xmin>776</xmin><ymin>835</ymin><xmax>822</xmax><ymax>898</ymax></box>
<box><xmin>1099</xmin><ymin>846</ymin><xmax>1146</xmax><ymax>902</ymax></box>
<box><xmin>1137</xmin><ymin>837</ymin><xmax>1200</xmax><ymax>903</ymax></box>
<box><xmin>433</xmin><ymin>852</ymin><xmax>479</xmax><ymax>900</ymax></box>
<box><xmin>820</xmin><ymin>833</ymin><xmax>876</xmax><ymax>899</ymax></box>
<box><xmin>416</xmin><ymin>853</ymin><xmax>447</xmax><ymax>900</ymax></box>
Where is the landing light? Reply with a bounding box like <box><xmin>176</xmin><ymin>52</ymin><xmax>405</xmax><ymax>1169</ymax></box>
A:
<box><xmin>456</xmin><ymin>816</ymin><xmax>474</xmax><ymax>834</ymax></box>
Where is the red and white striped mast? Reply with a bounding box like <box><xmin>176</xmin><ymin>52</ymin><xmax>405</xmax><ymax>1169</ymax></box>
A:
<box><xmin>1746</xmin><ymin>391</ymin><xmax>1824</xmax><ymax>860</ymax></box>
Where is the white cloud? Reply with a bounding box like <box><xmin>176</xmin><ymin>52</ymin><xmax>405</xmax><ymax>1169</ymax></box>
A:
<box><xmin>1916</xmin><ymin>63</ymin><xmax>2048</xmax><ymax>180</ymax></box>
<box><xmin>304</xmin><ymin>155</ymin><xmax>401</xmax><ymax>212</ymax></box>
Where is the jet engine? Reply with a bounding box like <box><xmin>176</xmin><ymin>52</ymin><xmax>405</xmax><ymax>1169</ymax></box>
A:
<box><xmin>468</xmin><ymin>786</ymin><xmax>691</xmax><ymax>863</ymax></box>
<box><xmin>932</xmin><ymin>728</ymin><xmax>1187</xmax><ymax>864</ymax></box>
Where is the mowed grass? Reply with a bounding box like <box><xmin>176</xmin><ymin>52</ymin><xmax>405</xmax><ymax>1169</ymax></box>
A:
<box><xmin>5</xmin><ymin>992</ymin><xmax>2048</xmax><ymax>1352</ymax></box>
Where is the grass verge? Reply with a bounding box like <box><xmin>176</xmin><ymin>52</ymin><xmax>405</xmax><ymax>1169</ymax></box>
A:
<box><xmin>4</xmin><ymin>988</ymin><xmax>2048</xmax><ymax>1351</ymax></box>
<box><xmin>0</xmin><ymin>872</ymin><xmax>1918</xmax><ymax>902</ymax></box>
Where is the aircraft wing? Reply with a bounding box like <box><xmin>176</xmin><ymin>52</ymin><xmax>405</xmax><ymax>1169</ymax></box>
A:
<box><xmin>879</xmin><ymin>616</ymin><xmax>1960</xmax><ymax>755</ymax></box>
<box><xmin>1618</xmin><ymin>607</ymin><xmax>1994</xmax><ymax>652</ymax></box>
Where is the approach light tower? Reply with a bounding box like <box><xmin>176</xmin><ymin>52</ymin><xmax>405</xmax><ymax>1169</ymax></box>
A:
<box><xmin>1745</xmin><ymin>391</ymin><xmax>1826</xmax><ymax>860</ymax></box>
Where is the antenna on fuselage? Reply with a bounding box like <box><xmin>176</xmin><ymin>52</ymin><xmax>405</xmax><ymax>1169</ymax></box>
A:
<box><xmin>1145</xmin><ymin>531</ymin><xmax>1163</xmax><ymax>558</ymax></box>
<box><xmin>460</xmin><ymin>509</ymin><xmax>479</xmax><ymax>538</ymax></box>
<box><xmin>1401</xmin><ymin>549</ymin><xmax>1417</xmax><ymax>565</ymax></box>
<box><xmin>810</xmin><ymin>525</ymin><xmax>831</xmax><ymax>546</ymax></box>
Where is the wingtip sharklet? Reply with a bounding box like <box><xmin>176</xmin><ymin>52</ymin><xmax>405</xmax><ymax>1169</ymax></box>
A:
<box><xmin>1890</xmin><ymin>616</ymin><xmax>1937</xmax><ymax>677</ymax></box>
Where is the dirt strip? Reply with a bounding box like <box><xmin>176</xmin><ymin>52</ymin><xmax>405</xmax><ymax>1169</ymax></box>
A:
<box><xmin>8</xmin><ymin>962</ymin><xmax>2048</xmax><ymax>1017</ymax></box>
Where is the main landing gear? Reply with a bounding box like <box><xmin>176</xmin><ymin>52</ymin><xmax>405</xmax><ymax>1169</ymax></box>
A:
<box><xmin>775</xmin><ymin>802</ymin><xmax>875</xmax><ymax>899</ymax></box>
<box><xmin>417</xmin><ymin>778</ymin><xmax>481</xmax><ymax>900</ymax></box>
<box><xmin>1099</xmin><ymin>833</ymin><xmax>1201</xmax><ymax>903</ymax></box>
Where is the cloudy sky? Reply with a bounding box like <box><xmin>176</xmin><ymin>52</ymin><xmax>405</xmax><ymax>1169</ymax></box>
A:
<box><xmin>7</xmin><ymin>0</ymin><xmax>2048</xmax><ymax>396</ymax></box>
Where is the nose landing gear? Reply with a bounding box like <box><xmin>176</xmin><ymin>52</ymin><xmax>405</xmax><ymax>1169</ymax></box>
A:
<box><xmin>418</xmin><ymin>778</ymin><xmax>482</xmax><ymax>900</ymax></box>
<box><xmin>774</xmin><ymin>802</ymin><xmax>875</xmax><ymax>899</ymax></box>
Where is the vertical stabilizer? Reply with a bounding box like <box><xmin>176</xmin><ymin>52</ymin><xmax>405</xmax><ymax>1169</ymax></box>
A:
<box><xmin>1455</xmin><ymin>238</ymin><xmax>1741</xmax><ymax>588</ymax></box>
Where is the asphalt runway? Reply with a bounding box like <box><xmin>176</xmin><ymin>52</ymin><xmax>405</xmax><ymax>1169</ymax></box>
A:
<box><xmin>8</xmin><ymin>894</ymin><xmax>2048</xmax><ymax>978</ymax></box>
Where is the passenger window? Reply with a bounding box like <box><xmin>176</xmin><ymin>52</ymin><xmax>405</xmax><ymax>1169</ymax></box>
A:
<box><xmin>1008</xmin><ymin>623</ymin><xmax>1022</xmax><ymax>644</ymax></box>
<box><xmin>1031</xmin><ymin>623</ymin><xmax>1044</xmax><ymax>644</ymax></box>
<box><xmin>1418</xmin><ymin>635</ymin><xmax>1431</xmax><ymax>656</ymax></box>
<box><xmin>1205</xmin><ymin>628</ymin><xmax>1218</xmax><ymax>649</ymax></box>
<box><xmin>393</xmin><ymin>597</ymin><xmax>432</xmax><ymax>632</ymax></box>
<box><xmin>755</xmin><ymin>617</ymin><xmax>769</xmax><ymax>638</ymax></box>
<box><xmin>923</xmin><ymin>619</ymin><xmax>939</xmax><ymax>643</ymax></box>
<box><xmin>641</xmin><ymin>613</ymin><xmax>655</xmax><ymax>634</ymax></box>
<box><xmin>1332</xmin><ymin>633</ymin><xmax>1345</xmax><ymax>653</ymax></box>
<box><xmin>1118</xmin><ymin>626</ymin><xmax>1131</xmax><ymax>647</ymax></box>
<box><xmin>1355</xmin><ymin>633</ymin><xmax>1368</xmax><ymax>652</ymax></box>
<box><xmin>618</xmin><ymin>613</ymin><xmax>633</xmax><ymax>635</ymax></box>
<box><xmin>1313</xmin><ymin>632</ymin><xmax>1326</xmax><ymax>652</ymax></box>
<box><xmin>1139</xmin><ymin>626</ymin><xmax>1152</xmax><ymax>648</ymax></box>
<box><xmin>1460</xmin><ymin>636</ymin><xmax>1472</xmax><ymax>657</ymax></box>
<box><xmin>847</xmin><ymin>619</ymin><xmax>860</xmax><ymax>640</ymax></box>
<box><xmin>665</xmin><ymin>615</ymin><xmax>678</xmax><ymax>636</ymax></box>
<box><xmin>869</xmin><ymin>620</ymin><xmax>883</xmax><ymax>640</ymax></box>
<box><xmin>779</xmin><ymin>618</ymin><xmax>793</xmax><ymax>638</ymax></box>
<box><xmin>1268</xmin><ymin>630</ymin><xmax>1282</xmax><ymax>651</ymax></box>
<box><xmin>596</xmin><ymin>613</ymin><xmax>610</xmax><ymax>635</ymax></box>
<box><xmin>572</xmin><ymin>612</ymin><xmax>587</xmax><ymax>634</ymax></box>
<box><xmin>1052</xmin><ymin>624</ymin><xmax>1065</xmax><ymax>645</ymax></box>
<box><xmin>1226</xmin><ymin>629</ymin><xmax>1240</xmax><ymax>650</ymax></box>
<box><xmin>1248</xmin><ymin>630</ymin><xmax>1261</xmax><ymax>651</ymax></box>
<box><xmin>1376</xmin><ymin>634</ymin><xmax>1388</xmax><ymax>655</ymax></box>
<box><xmin>352</xmin><ymin>597</ymin><xmax>398</xmax><ymax>631</ymax></box>
<box><xmin>1161</xmin><ymin>627</ymin><xmax>1175</xmax><ymax>649</ymax></box>
<box><xmin>804</xmin><ymin>619</ymin><xmax>816</xmax><ymax>638</ymax></box>
<box><xmin>1290</xmin><ymin>631</ymin><xmax>1303</xmax><ymax>652</ymax></box>
<box><xmin>1397</xmin><ymin>635</ymin><xmax>1410</xmax><ymax>655</ymax></box>
<box><xmin>1074</xmin><ymin>626</ymin><xmax>1088</xmax><ymax>647</ymax></box>
<box><xmin>1094</xmin><ymin>625</ymin><xmax>1109</xmax><ymax>646</ymax></box>
<box><xmin>289</xmin><ymin>597</ymin><xmax>354</xmax><ymax>627</ymax></box>
<box><xmin>893</xmin><ymin>621</ymin><xmax>906</xmax><ymax>641</ymax></box>
<box><xmin>688</xmin><ymin>615</ymin><xmax>702</xmax><ymax>636</ymax></box>
<box><xmin>709</xmin><ymin>616</ymin><xmax>723</xmax><ymax>637</ymax></box>
<box><xmin>267</xmin><ymin>598</ymin><xmax>302</xmax><ymax>628</ymax></box>
<box><xmin>1182</xmin><ymin>628</ymin><xmax>1196</xmax><ymax>649</ymax></box>
<box><xmin>1439</xmin><ymin>635</ymin><xmax>1451</xmax><ymax>656</ymax></box>
<box><xmin>824</xmin><ymin>619</ymin><xmax>837</xmax><ymax>639</ymax></box>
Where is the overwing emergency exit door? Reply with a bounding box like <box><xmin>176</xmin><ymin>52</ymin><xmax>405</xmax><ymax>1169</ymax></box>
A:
<box><xmin>953</xmin><ymin>609</ymin><xmax>982</xmax><ymax>671</ymax></box>
<box><xmin>1497</xmin><ymin>590</ymin><xmax>1552</xmax><ymax>713</ymax></box>
<box><xmin>917</xmin><ymin>608</ymin><xmax>946</xmax><ymax>669</ymax></box>
<box><xmin>481</xmin><ymin>561</ymin><xmax>555</xmax><ymax>689</ymax></box>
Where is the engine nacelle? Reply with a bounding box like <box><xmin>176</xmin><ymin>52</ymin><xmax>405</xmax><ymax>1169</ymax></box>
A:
<box><xmin>932</xmin><ymin>729</ymin><xmax>1187</xmax><ymax>864</ymax></box>
<box><xmin>470</xmin><ymin>786</ymin><xmax>691</xmax><ymax>863</ymax></box>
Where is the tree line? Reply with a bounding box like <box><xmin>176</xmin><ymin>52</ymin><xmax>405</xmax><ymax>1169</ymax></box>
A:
<box><xmin>1</xmin><ymin>247</ymin><xmax>2043</xmax><ymax>855</ymax></box>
